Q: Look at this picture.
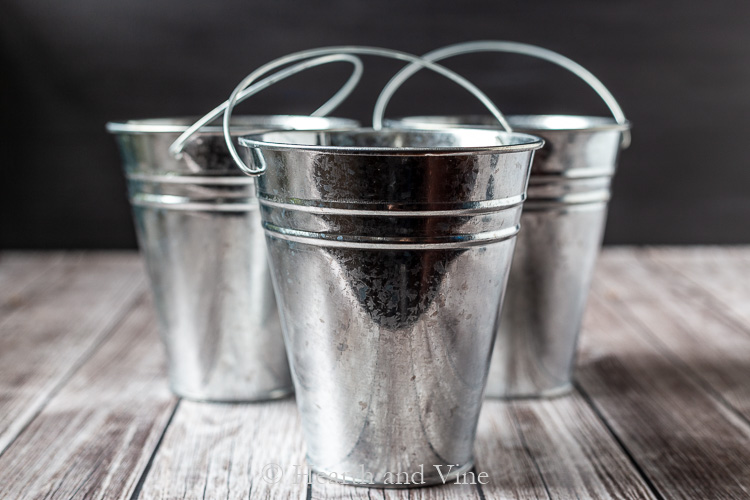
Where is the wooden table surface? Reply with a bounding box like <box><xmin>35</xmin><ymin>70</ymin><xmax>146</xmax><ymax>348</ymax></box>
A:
<box><xmin>1</xmin><ymin>248</ymin><xmax>749</xmax><ymax>499</ymax></box>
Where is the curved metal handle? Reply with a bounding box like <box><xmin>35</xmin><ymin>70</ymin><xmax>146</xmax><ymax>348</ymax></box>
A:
<box><xmin>373</xmin><ymin>40</ymin><xmax>631</xmax><ymax>148</ymax></box>
<box><xmin>168</xmin><ymin>53</ymin><xmax>364</xmax><ymax>158</ymax></box>
<box><xmin>222</xmin><ymin>46</ymin><xmax>513</xmax><ymax>176</ymax></box>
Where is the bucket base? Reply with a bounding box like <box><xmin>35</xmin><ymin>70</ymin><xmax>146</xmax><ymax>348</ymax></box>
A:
<box><xmin>486</xmin><ymin>382</ymin><xmax>573</xmax><ymax>400</ymax></box>
<box><xmin>310</xmin><ymin>460</ymin><xmax>477</xmax><ymax>489</ymax></box>
<box><xmin>171</xmin><ymin>385</ymin><xmax>294</xmax><ymax>403</ymax></box>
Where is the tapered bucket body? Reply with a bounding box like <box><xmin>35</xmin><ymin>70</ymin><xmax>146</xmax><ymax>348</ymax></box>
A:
<box><xmin>390</xmin><ymin>115</ymin><xmax>630</xmax><ymax>398</ymax></box>
<box><xmin>106</xmin><ymin>116</ymin><xmax>358</xmax><ymax>402</ymax></box>
<box><xmin>239</xmin><ymin>128</ymin><xmax>542</xmax><ymax>486</ymax></box>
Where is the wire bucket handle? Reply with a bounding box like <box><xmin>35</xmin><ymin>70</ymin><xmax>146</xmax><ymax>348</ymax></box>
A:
<box><xmin>373</xmin><ymin>40</ymin><xmax>631</xmax><ymax>149</ymax></box>
<box><xmin>209</xmin><ymin>46</ymin><xmax>514</xmax><ymax>176</ymax></box>
<box><xmin>168</xmin><ymin>53</ymin><xmax>365</xmax><ymax>160</ymax></box>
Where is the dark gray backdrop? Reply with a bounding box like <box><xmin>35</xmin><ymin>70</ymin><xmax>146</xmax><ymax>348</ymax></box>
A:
<box><xmin>2</xmin><ymin>0</ymin><xmax>749</xmax><ymax>248</ymax></box>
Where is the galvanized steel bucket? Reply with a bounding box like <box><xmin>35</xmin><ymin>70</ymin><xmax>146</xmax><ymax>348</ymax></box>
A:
<box><xmin>106</xmin><ymin>54</ymin><xmax>363</xmax><ymax>401</ymax></box>
<box><xmin>218</xmin><ymin>46</ymin><xmax>544</xmax><ymax>486</ymax></box>
<box><xmin>240</xmin><ymin>127</ymin><xmax>542</xmax><ymax>485</ymax></box>
<box><xmin>107</xmin><ymin>115</ymin><xmax>358</xmax><ymax>402</ymax></box>
<box><xmin>378</xmin><ymin>41</ymin><xmax>631</xmax><ymax>398</ymax></box>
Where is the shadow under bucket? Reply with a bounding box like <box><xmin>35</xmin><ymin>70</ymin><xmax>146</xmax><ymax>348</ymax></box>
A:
<box><xmin>390</xmin><ymin>114</ymin><xmax>631</xmax><ymax>398</ymax></box>
<box><xmin>239</xmin><ymin>127</ymin><xmax>543</xmax><ymax>486</ymax></box>
<box><xmin>106</xmin><ymin>115</ymin><xmax>358</xmax><ymax>402</ymax></box>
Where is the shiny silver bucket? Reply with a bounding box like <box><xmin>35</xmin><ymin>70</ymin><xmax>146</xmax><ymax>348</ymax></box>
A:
<box><xmin>379</xmin><ymin>41</ymin><xmax>631</xmax><ymax>398</ymax></box>
<box><xmin>238</xmin><ymin>127</ymin><xmax>543</xmax><ymax>485</ymax></box>
<box><xmin>106</xmin><ymin>115</ymin><xmax>358</xmax><ymax>401</ymax></box>
<box><xmin>389</xmin><ymin>114</ymin><xmax>629</xmax><ymax>398</ymax></box>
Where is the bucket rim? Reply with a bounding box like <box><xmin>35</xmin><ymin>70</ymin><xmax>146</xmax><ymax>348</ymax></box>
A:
<box><xmin>105</xmin><ymin>115</ymin><xmax>359</xmax><ymax>134</ymax></box>
<box><xmin>239</xmin><ymin>127</ymin><xmax>544</xmax><ymax>156</ymax></box>
<box><xmin>388</xmin><ymin>114</ymin><xmax>631</xmax><ymax>133</ymax></box>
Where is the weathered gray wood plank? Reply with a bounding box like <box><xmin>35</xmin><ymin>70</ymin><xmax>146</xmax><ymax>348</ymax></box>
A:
<box><xmin>378</xmin><ymin>482</ymin><xmax>479</xmax><ymax>500</ymax></box>
<box><xmin>2</xmin><ymin>249</ymin><xmax>749</xmax><ymax>499</ymax></box>
<box><xmin>0</xmin><ymin>252</ymin><xmax>66</xmax><ymax>325</ymax></box>
<box><xmin>474</xmin><ymin>401</ymin><xmax>549</xmax><ymax>500</ymax></box>
<box><xmin>577</xmin><ymin>264</ymin><xmax>750</xmax><ymax>499</ymax></box>
<box><xmin>139</xmin><ymin>398</ymin><xmax>307</xmax><ymax>500</ymax></box>
<box><xmin>0</xmin><ymin>253</ymin><xmax>146</xmax><ymax>454</ymax></box>
<box><xmin>645</xmin><ymin>247</ymin><xmax>750</xmax><ymax>333</ymax></box>
<box><xmin>0</xmin><ymin>294</ymin><xmax>177</xmax><ymax>499</ymax></box>
<box><xmin>595</xmin><ymin>249</ymin><xmax>750</xmax><ymax>421</ymax></box>
<box><xmin>0</xmin><ymin>252</ymin><xmax>64</xmax><ymax>301</ymax></box>
<box><xmin>506</xmin><ymin>394</ymin><xmax>656</xmax><ymax>499</ymax></box>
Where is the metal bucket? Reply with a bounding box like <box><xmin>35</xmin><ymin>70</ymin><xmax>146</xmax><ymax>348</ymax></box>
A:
<box><xmin>106</xmin><ymin>115</ymin><xmax>358</xmax><ymax>401</ymax></box>
<box><xmin>378</xmin><ymin>41</ymin><xmax>631</xmax><ymax>398</ymax></box>
<box><xmin>237</xmin><ymin>127</ymin><xmax>543</xmax><ymax>485</ymax></box>
<box><xmin>389</xmin><ymin>114</ymin><xmax>629</xmax><ymax>397</ymax></box>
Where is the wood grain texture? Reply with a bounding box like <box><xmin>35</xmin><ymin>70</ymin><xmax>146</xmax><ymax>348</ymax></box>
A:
<box><xmin>0</xmin><ymin>293</ymin><xmax>177</xmax><ymax>499</ymax></box>
<box><xmin>0</xmin><ymin>252</ymin><xmax>64</xmax><ymax>301</ymax></box>
<box><xmin>595</xmin><ymin>249</ymin><xmax>750</xmax><ymax>421</ymax></box>
<box><xmin>3</xmin><ymin>249</ymin><xmax>750</xmax><ymax>499</ymax></box>
<box><xmin>474</xmin><ymin>401</ymin><xmax>548</xmax><ymax>500</ymax></box>
<box><xmin>0</xmin><ymin>253</ymin><xmax>146</xmax><ymax>454</ymax></box>
<box><xmin>578</xmin><ymin>268</ymin><xmax>750</xmax><ymax>499</ymax></box>
<box><xmin>507</xmin><ymin>395</ymin><xmax>656</xmax><ymax>499</ymax></box>
<box><xmin>139</xmin><ymin>398</ymin><xmax>307</xmax><ymax>500</ymax></box>
<box><xmin>645</xmin><ymin>247</ymin><xmax>750</xmax><ymax>333</ymax></box>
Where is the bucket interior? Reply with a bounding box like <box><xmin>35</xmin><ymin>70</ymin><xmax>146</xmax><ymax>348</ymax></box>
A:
<box><xmin>240</xmin><ymin>127</ymin><xmax>543</xmax><ymax>154</ymax></box>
